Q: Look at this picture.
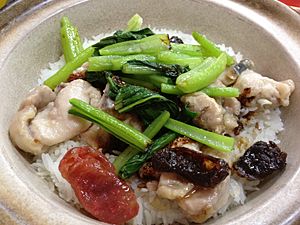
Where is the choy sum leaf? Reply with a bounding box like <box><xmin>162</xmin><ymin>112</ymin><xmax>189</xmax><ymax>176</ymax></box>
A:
<box><xmin>126</xmin><ymin>60</ymin><xmax>190</xmax><ymax>79</ymax></box>
<box><xmin>114</xmin><ymin>84</ymin><xmax>179</xmax><ymax>122</ymax></box>
<box><xmin>92</xmin><ymin>28</ymin><xmax>155</xmax><ymax>50</ymax></box>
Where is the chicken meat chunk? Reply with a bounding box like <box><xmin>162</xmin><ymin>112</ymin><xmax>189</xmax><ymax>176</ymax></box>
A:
<box><xmin>181</xmin><ymin>92</ymin><xmax>238</xmax><ymax>134</ymax></box>
<box><xmin>156</xmin><ymin>172</ymin><xmax>194</xmax><ymax>200</ymax></box>
<box><xmin>234</xmin><ymin>70</ymin><xmax>295</xmax><ymax>108</ymax></box>
<box><xmin>9</xmin><ymin>79</ymin><xmax>101</xmax><ymax>155</ymax></box>
<box><xmin>177</xmin><ymin>177</ymin><xmax>230</xmax><ymax>223</ymax></box>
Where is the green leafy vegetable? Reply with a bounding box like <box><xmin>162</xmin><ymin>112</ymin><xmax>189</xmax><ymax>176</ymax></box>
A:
<box><xmin>161</xmin><ymin>83</ymin><xmax>184</xmax><ymax>95</ymax></box>
<box><xmin>114</xmin><ymin>111</ymin><xmax>170</xmax><ymax>174</ymax></box>
<box><xmin>122</xmin><ymin>74</ymin><xmax>172</xmax><ymax>88</ymax></box>
<box><xmin>201</xmin><ymin>87</ymin><xmax>240</xmax><ymax>97</ymax></box>
<box><xmin>68</xmin><ymin>98</ymin><xmax>152</xmax><ymax>150</ymax></box>
<box><xmin>161</xmin><ymin>84</ymin><xmax>240</xmax><ymax>98</ymax></box>
<box><xmin>192</xmin><ymin>32</ymin><xmax>235</xmax><ymax>66</ymax></box>
<box><xmin>60</xmin><ymin>17</ymin><xmax>83</xmax><ymax>63</ymax></box>
<box><xmin>157</xmin><ymin>51</ymin><xmax>203</xmax><ymax>69</ymax></box>
<box><xmin>122</xmin><ymin>63</ymin><xmax>161</xmax><ymax>76</ymax></box>
<box><xmin>125</xmin><ymin>13</ymin><xmax>143</xmax><ymax>32</ymax></box>
<box><xmin>84</xmin><ymin>71</ymin><xmax>107</xmax><ymax>88</ymax></box>
<box><xmin>124</xmin><ymin>60</ymin><xmax>189</xmax><ymax>79</ymax></box>
<box><xmin>114</xmin><ymin>84</ymin><xmax>179</xmax><ymax>122</ymax></box>
<box><xmin>99</xmin><ymin>34</ymin><xmax>170</xmax><ymax>56</ymax></box>
<box><xmin>176</xmin><ymin>53</ymin><xmax>227</xmax><ymax>93</ymax></box>
<box><xmin>88</xmin><ymin>55</ymin><xmax>156</xmax><ymax>71</ymax></box>
<box><xmin>171</xmin><ymin>43</ymin><xmax>203</xmax><ymax>57</ymax></box>
<box><xmin>121</xmin><ymin>77</ymin><xmax>156</xmax><ymax>90</ymax></box>
<box><xmin>92</xmin><ymin>28</ymin><xmax>155</xmax><ymax>50</ymax></box>
<box><xmin>105</xmin><ymin>74</ymin><xmax>126</xmax><ymax>98</ymax></box>
<box><xmin>44</xmin><ymin>46</ymin><xmax>94</xmax><ymax>89</ymax></box>
<box><xmin>164</xmin><ymin>118</ymin><xmax>234</xmax><ymax>152</ymax></box>
<box><xmin>119</xmin><ymin>131</ymin><xmax>177</xmax><ymax>179</ymax></box>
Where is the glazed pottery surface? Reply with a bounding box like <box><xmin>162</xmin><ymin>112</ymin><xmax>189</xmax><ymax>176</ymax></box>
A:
<box><xmin>0</xmin><ymin>0</ymin><xmax>300</xmax><ymax>224</ymax></box>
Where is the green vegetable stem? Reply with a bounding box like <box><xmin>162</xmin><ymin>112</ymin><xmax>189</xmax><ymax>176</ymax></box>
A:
<box><xmin>88</xmin><ymin>55</ymin><xmax>156</xmax><ymax>72</ymax></box>
<box><xmin>161</xmin><ymin>83</ymin><xmax>184</xmax><ymax>95</ymax></box>
<box><xmin>170</xmin><ymin>43</ymin><xmax>203</xmax><ymax>57</ymax></box>
<box><xmin>192</xmin><ymin>32</ymin><xmax>235</xmax><ymax>66</ymax></box>
<box><xmin>44</xmin><ymin>46</ymin><xmax>95</xmax><ymax>89</ymax></box>
<box><xmin>122</xmin><ymin>63</ymin><xmax>161</xmax><ymax>75</ymax></box>
<box><xmin>121</xmin><ymin>77</ymin><xmax>157</xmax><ymax>90</ymax></box>
<box><xmin>99</xmin><ymin>34</ymin><xmax>170</xmax><ymax>56</ymax></box>
<box><xmin>68</xmin><ymin>98</ymin><xmax>152</xmax><ymax>150</ymax></box>
<box><xmin>201</xmin><ymin>87</ymin><xmax>240</xmax><ymax>97</ymax></box>
<box><xmin>60</xmin><ymin>17</ymin><xmax>83</xmax><ymax>63</ymax></box>
<box><xmin>123</xmin><ymin>60</ymin><xmax>189</xmax><ymax>79</ymax></box>
<box><xmin>125</xmin><ymin>14</ymin><xmax>143</xmax><ymax>32</ymax></box>
<box><xmin>176</xmin><ymin>53</ymin><xmax>227</xmax><ymax>93</ymax></box>
<box><xmin>164</xmin><ymin>118</ymin><xmax>234</xmax><ymax>152</ymax></box>
<box><xmin>122</xmin><ymin>74</ymin><xmax>172</xmax><ymax>88</ymax></box>
<box><xmin>157</xmin><ymin>51</ymin><xmax>203</xmax><ymax>69</ymax></box>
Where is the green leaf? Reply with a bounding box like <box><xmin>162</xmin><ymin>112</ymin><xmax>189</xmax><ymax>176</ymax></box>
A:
<box><xmin>114</xmin><ymin>85</ymin><xmax>179</xmax><ymax>123</ymax></box>
<box><xmin>92</xmin><ymin>28</ymin><xmax>155</xmax><ymax>50</ymax></box>
<box><xmin>125</xmin><ymin>60</ymin><xmax>189</xmax><ymax>80</ymax></box>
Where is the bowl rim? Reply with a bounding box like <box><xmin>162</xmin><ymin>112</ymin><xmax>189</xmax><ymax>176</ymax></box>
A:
<box><xmin>0</xmin><ymin>0</ymin><xmax>300</xmax><ymax>224</ymax></box>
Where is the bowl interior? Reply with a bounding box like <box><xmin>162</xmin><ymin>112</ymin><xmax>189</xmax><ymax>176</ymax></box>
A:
<box><xmin>0</xmin><ymin>0</ymin><xmax>300</xmax><ymax>224</ymax></box>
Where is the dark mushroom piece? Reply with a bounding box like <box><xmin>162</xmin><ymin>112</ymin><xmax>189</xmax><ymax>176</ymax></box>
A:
<box><xmin>151</xmin><ymin>147</ymin><xmax>230</xmax><ymax>188</ymax></box>
<box><xmin>233</xmin><ymin>141</ymin><xmax>287</xmax><ymax>181</ymax></box>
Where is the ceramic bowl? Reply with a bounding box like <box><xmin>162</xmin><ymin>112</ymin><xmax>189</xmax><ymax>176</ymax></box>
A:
<box><xmin>0</xmin><ymin>0</ymin><xmax>300</xmax><ymax>224</ymax></box>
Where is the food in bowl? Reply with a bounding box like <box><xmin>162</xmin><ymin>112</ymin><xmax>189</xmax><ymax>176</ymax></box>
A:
<box><xmin>8</xmin><ymin>14</ymin><xmax>294</xmax><ymax>224</ymax></box>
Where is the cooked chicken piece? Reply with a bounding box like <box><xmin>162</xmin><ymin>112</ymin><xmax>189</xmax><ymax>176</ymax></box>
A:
<box><xmin>156</xmin><ymin>173</ymin><xmax>194</xmax><ymax>200</ymax></box>
<box><xmin>146</xmin><ymin>180</ymin><xmax>159</xmax><ymax>192</ymax></box>
<box><xmin>181</xmin><ymin>92</ymin><xmax>225</xmax><ymax>133</ymax></box>
<box><xmin>99</xmin><ymin>84</ymin><xmax>115</xmax><ymax>110</ymax></box>
<box><xmin>234</xmin><ymin>70</ymin><xmax>295</xmax><ymax>108</ymax></box>
<box><xmin>9</xmin><ymin>106</ymin><xmax>44</xmax><ymax>155</ymax></box>
<box><xmin>9</xmin><ymin>79</ymin><xmax>101</xmax><ymax>155</ymax></box>
<box><xmin>19</xmin><ymin>85</ymin><xmax>56</xmax><ymax>110</ymax></box>
<box><xmin>79</xmin><ymin>125</ymin><xmax>111</xmax><ymax>149</ymax></box>
<box><xmin>30</xmin><ymin>80</ymin><xmax>101</xmax><ymax>147</ymax></box>
<box><xmin>223</xmin><ymin>112</ymin><xmax>238</xmax><ymax>132</ymax></box>
<box><xmin>182</xmin><ymin>92</ymin><xmax>238</xmax><ymax>134</ymax></box>
<box><xmin>9</xmin><ymin>86</ymin><xmax>56</xmax><ymax>155</ymax></box>
<box><xmin>223</xmin><ymin>97</ymin><xmax>241</xmax><ymax>115</ymax></box>
<box><xmin>177</xmin><ymin>177</ymin><xmax>230</xmax><ymax>224</ymax></box>
<box><xmin>181</xmin><ymin>92</ymin><xmax>241</xmax><ymax>135</ymax></box>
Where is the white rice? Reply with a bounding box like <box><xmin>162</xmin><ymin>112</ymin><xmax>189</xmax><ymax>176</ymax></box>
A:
<box><xmin>32</xmin><ymin>140</ymin><xmax>86</xmax><ymax>204</ymax></box>
<box><xmin>32</xmin><ymin>29</ymin><xmax>284</xmax><ymax>224</ymax></box>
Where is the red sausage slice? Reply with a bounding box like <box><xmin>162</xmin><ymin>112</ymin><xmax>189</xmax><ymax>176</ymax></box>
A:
<box><xmin>59</xmin><ymin>146</ymin><xmax>139</xmax><ymax>224</ymax></box>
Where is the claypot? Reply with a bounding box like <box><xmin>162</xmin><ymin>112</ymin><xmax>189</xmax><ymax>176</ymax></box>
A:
<box><xmin>0</xmin><ymin>0</ymin><xmax>299</xmax><ymax>224</ymax></box>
